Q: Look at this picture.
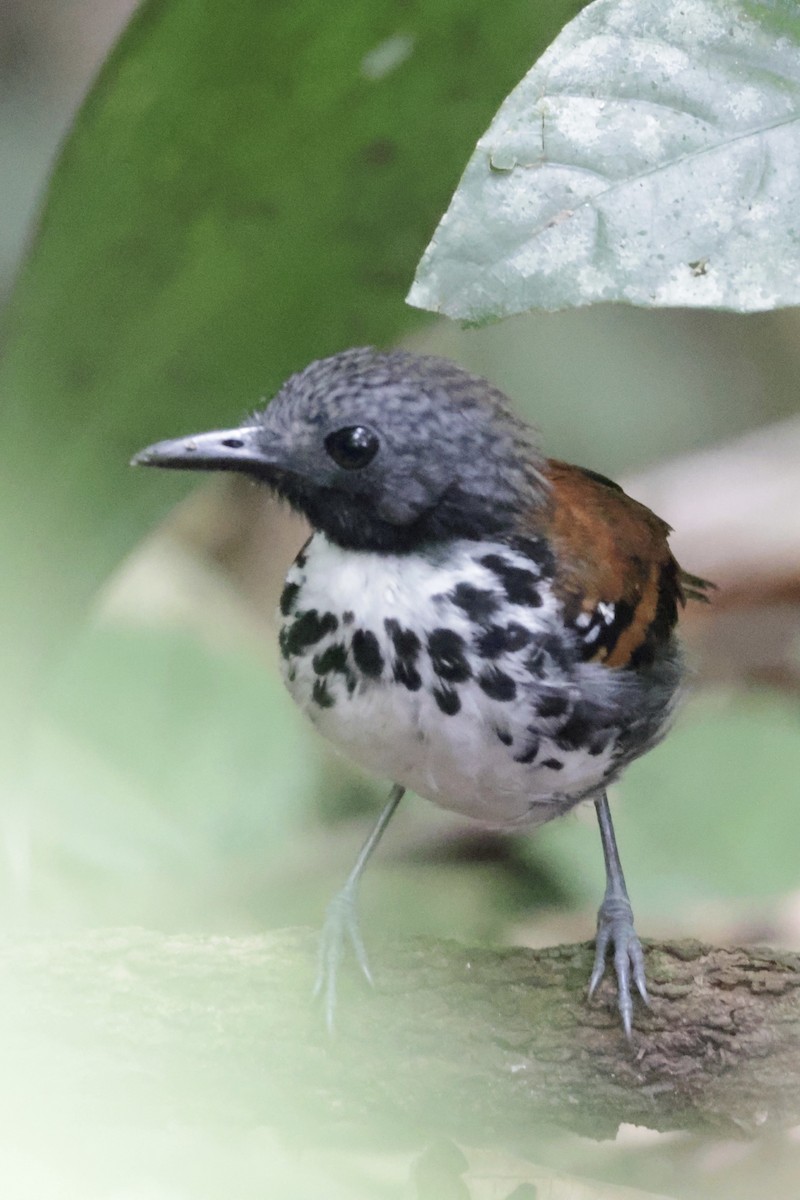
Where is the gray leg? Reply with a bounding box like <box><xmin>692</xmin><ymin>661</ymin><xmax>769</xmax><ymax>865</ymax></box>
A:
<box><xmin>314</xmin><ymin>783</ymin><xmax>405</xmax><ymax>1031</ymax></box>
<box><xmin>588</xmin><ymin>790</ymin><xmax>649</xmax><ymax>1039</ymax></box>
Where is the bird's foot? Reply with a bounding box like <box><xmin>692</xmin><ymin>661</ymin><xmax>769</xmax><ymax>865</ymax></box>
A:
<box><xmin>588</xmin><ymin>893</ymin><xmax>649</xmax><ymax>1039</ymax></box>
<box><xmin>313</xmin><ymin>884</ymin><xmax>372</xmax><ymax>1032</ymax></box>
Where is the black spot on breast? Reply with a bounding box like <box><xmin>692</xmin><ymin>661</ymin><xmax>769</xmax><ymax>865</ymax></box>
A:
<box><xmin>282</xmin><ymin>609</ymin><xmax>338</xmax><ymax>658</ymax></box>
<box><xmin>312</xmin><ymin>678</ymin><xmax>335</xmax><ymax>709</ymax></box>
<box><xmin>433</xmin><ymin>685</ymin><xmax>461</xmax><ymax>715</ymax></box>
<box><xmin>449</xmin><ymin>582</ymin><xmax>499</xmax><ymax>622</ymax></box>
<box><xmin>279</xmin><ymin>581</ymin><xmax>300</xmax><ymax>617</ymax></box>
<box><xmin>525</xmin><ymin>649</ymin><xmax>546</xmax><ymax>678</ymax></box>
<box><xmin>509</xmin><ymin>535</ymin><xmax>556</xmax><ymax>577</ymax></box>
<box><xmin>312</xmin><ymin>643</ymin><xmax>348</xmax><ymax>676</ymax></box>
<box><xmin>352</xmin><ymin>629</ymin><xmax>384</xmax><ymax>678</ymax></box>
<box><xmin>385</xmin><ymin>619</ymin><xmax>422</xmax><ymax>689</ymax></box>
<box><xmin>588</xmin><ymin>734</ymin><xmax>611</xmax><ymax>756</ymax></box>
<box><xmin>537</xmin><ymin>693</ymin><xmax>569</xmax><ymax>719</ymax></box>
<box><xmin>428</xmin><ymin>628</ymin><xmax>471</xmax><ymax>683</ymax></box>
<box><xmin>342</xmin><ymin>610</ymin><xmax>355</xmax><ymax>625</ymax></box>
<box><xmin>528</xmin><ymin>634</ymin><xmax>573</xmax><ymax>675</ymax></box>
<box><xmin>394</xmin><ymin>661</ymin><xmax>422</xmax><ymax>690</ymax></box>
<box><xmin>480</xmin><ymin>555</ymin><xmax>542</xmax><ymax>606</ymax></box>
<box><xmin>478</xmin><ymin>668</ymin><xmax>517</xmax><ymax>702</ymax></box>
<box><xmin>556</xmin><ymin>705</ymin><xmax>595</xmax><ymax>751</ymax></box>
<box><xmin>514</xmin><ymin>737</ymin><xmax>539</xmax><ymax>765</ymax></box>
<box><xmin>385</xmin><ymin>618</ymin><xmax>421</xmax><ymax>661</ymax></box>
<box><xmin>495</xmin><ymin>727</ymin><xmax>513</xmax><ymax>746</ymax></box>
<box><xmin>476</xmin><ymin>622</ymin><xmax>532</xmax><ymax>658</ymax></box>
<box><xmin>541</xmin><ymin>757</ymin><xmax>563</xmax><ymax>771</ymax></box>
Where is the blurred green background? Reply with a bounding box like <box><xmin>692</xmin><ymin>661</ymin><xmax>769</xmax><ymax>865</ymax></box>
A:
<box><xmin>2</xmin><ymin>2</ymin><xmax>800</xmax><ymax>1197</ymax></box>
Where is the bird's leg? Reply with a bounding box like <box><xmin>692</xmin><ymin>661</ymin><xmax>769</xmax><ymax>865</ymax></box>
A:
<box><xmin>314</xmin><ymin>782</ymin><xmax>405</xmax><ymax>1032</ymax></box>
<box><xmin>588</xmin><ymin>789</ymin><xmax>649</xmax><ymax>1039</ymax></box>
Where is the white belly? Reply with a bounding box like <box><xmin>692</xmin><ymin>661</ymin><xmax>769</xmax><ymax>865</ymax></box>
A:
<box><xmin>307</xmin><ymin>677</ymin><xmax>615</xmax><ymax>827</ymax></box>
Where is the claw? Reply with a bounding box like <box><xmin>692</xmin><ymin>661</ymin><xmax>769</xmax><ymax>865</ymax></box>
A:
<box><xmin>588</xmin><ymin>894</ymin><xmax>649</xmax><ymax>1040</ymax></box>
<box><xmin>313</xmin><ymin>885</ymin><xmax>372</xmax><ymax>1033</ymax></box>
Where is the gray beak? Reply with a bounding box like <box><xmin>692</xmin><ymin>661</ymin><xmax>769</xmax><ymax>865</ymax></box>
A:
<box><xmin>131</xmin><ymin>425</ymin><xmax>273</xmax><ymax>475</ymax></box>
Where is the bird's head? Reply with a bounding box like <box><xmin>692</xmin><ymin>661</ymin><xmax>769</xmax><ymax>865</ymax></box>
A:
<box><xmin>132</xmin><ymin>348</ymin><xmax>547</xmax><ymax>553</ymax></box>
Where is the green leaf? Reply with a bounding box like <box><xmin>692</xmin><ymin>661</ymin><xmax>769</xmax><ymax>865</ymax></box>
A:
<box><xmin>409</xmin><ymin>0</ymin><xmax>800</xmax><ymax>321</ymax></box>
<box><xmin>0</xmin><ymin>0</ymin><xmax>585</xmax><ymax>702</ymax></box>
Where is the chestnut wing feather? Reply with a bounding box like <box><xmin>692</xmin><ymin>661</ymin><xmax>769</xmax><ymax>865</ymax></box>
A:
<box><xmin>524</xmin><ymin>461</ymin><xmax>711</xmax><ymax>669</ymax></box>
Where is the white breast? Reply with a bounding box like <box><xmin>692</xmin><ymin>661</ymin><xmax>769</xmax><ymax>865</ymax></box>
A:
<box><xmin>278</xmin><ymin>534</ymin><xmax>621</xmax><ymax>828</ymax></box>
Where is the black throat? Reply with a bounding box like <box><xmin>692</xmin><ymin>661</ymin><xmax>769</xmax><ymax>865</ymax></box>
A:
<box><xmin>268</xmin><ymin>473</ymin><xmax>522</xmax><ymax>555</ymax></box>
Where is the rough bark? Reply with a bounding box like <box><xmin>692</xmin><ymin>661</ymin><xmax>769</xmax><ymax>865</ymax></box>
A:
<box><xmin>3</xmin><ymin>928</ymin><xmax>798</xmax><ymax>1146</ymax></box>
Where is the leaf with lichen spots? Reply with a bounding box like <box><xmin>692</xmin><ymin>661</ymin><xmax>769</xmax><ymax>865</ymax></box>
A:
<box><xmin>409</xmin><ymin>0</ymin><xmax>800</xmax><ymax>320</ymax></box>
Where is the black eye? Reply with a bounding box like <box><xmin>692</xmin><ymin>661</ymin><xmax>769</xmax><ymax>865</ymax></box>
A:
<box><xmin>324</xmin><ymin>425</ymin><xmax>380</xmax><ymax>470</ymax></box>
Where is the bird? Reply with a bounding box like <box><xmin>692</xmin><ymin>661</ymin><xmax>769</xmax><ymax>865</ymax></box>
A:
<box><xmin>132</xmin><ymin>347</ymin><xmax>712</xmax><ymax>1038</ymax></box>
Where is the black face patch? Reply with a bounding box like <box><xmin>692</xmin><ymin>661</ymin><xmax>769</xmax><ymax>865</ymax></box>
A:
<box><xmin>477</xmin><ymin>668</ymin><xmax>517</xmax><ymax>702</ymax></box>
<box><xmin>312</xmin><ymin>677</ymin><xmax>335</xmax><ymax>708</ymax></box>
<box><xmin>433</xmin><ymin>685</ymin><xmax>461</xmax><ymax>715</ymax></box>
<box><xmin>428</xmin><ymin>628</ymin><xmax>471</xmax><ymax>683</ymax></box>
<box><xmin>279</xmin><ymin>580</ymin><xmax>301</xmax><ymax>617</ymax></box>
<box><xmin>475</xmin><ymin>622</ymin><xmax>532</xmax><ymax>658</ymax></box>
<box><xmin>281</xmin><ymin>609</ymin><xmax>338</xmax><ymax>658</ymax></box>
<box><xmin>449</xmin><ymin>582</ymin><xmax>499</xmax><ymax>623</ymax></box>
<box><xmin>352</xmin><ymin>629</ymin><xmax>384</xmax><ymax>678</ymax></box>
<box><xmin>480</xmin><ymin>555</ymin><xmax>542</xmax><ymax>607</ymax></box>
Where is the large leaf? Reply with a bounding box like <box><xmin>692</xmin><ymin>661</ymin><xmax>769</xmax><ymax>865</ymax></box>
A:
<box><xmin>409</xmin><ymin>0</ymin><xmax>800</xmax><ymax>321</ymax></box>
<box><xmin>0</xmin><ymin>0</ymin><xmax>585</xmax><ymax>699</ymax></box>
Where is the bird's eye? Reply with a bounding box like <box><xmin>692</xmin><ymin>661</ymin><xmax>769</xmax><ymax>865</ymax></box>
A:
<box><xmin>324</xmin><ymin>425</ymin><xmax>380</xmax><ymax>470</ymax></box>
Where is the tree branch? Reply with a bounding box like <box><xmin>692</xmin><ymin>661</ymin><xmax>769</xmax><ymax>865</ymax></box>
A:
<box><xmin>4</xmin><ymin>929</ymin><xmax>798</xmax><ymax>1143</ymax></box>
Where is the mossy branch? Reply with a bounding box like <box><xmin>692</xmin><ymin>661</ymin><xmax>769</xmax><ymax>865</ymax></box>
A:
<box><xmin>5</xmin><ymin>929</ymin><xmax>799</xmax><ymax>1143</ymax></box>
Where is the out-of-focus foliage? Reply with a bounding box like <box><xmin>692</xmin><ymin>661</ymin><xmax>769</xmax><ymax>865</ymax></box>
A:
<box><xmin>410</xmin><ymin>0</ymin><xmax>800</xmax><ymax>320</ymax></box>
<box><xmin>0</xmin><ymin>0</ymin><xmax>591</xmax><ymax>939</ymax></box>
<box><xmin>3</xmin><ymin>0</ymin><xmax>800</xmax><ymax>1196</ymax></box>
<box><xmin>407</xmin><ymin>306</ymin><xmax>800</xmax><ymax>474</ymax></box>
<box><xmin>535</xmin><ymin>690</ymin><xmax>800</xmax><ymax>915</ymax></box>
<box><xmin>0</xmin><ymin>0</ymin><xmax>585</xmax><ymax>699</ymax></box>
